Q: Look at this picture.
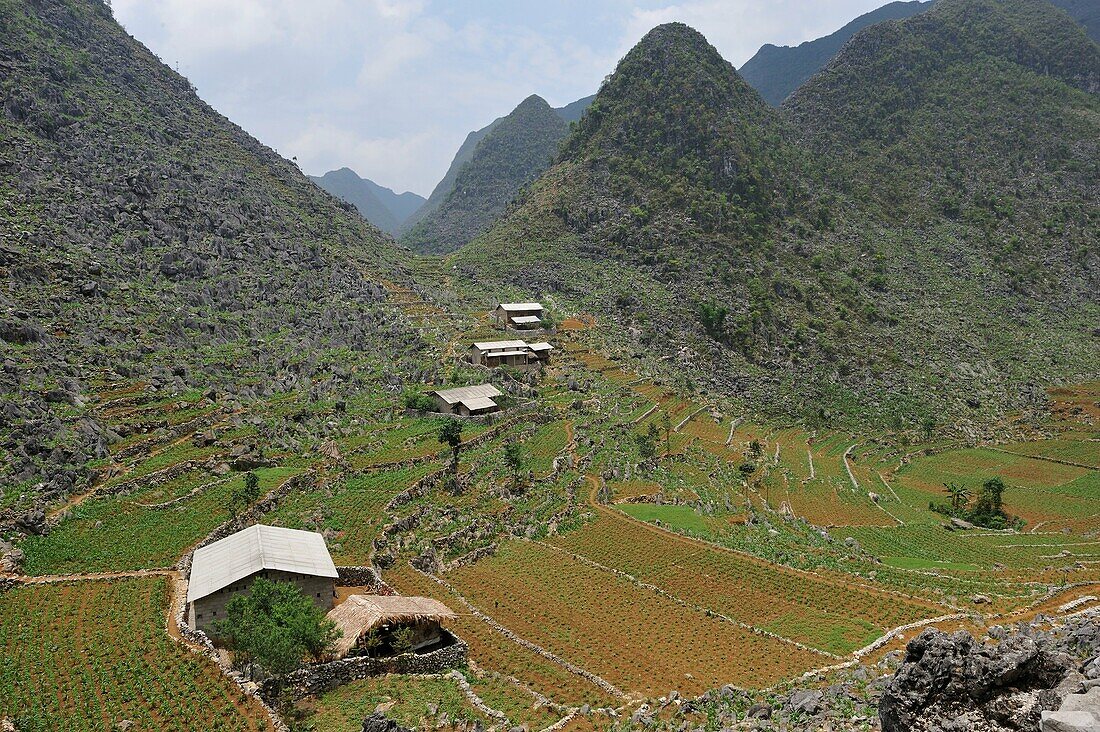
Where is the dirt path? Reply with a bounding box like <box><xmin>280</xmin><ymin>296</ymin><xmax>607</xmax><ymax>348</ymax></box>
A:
<box><xmin>7</xmin><ymin>568</ymin><xmax>173</xmax><ymax>584</ymax></box>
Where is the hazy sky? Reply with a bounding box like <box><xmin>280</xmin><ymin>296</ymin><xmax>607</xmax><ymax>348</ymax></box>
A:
<box><xmin>112</xmin><ymin>0</ymin><xmax>891</xmax><ymax>197</ymax></box>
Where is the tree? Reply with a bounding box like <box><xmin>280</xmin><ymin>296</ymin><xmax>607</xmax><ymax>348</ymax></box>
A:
<box><xmin>921</xmin><ymin>416</ymin><xmax>936</xmax><ymax>442</ymax></box>
<box><xmin>503</xmin><ymin>440</ymin><xmax>524</xmax><ymax>488</ymax></box>
<box><xmin>662</xmin><ymin>412</ymin><xmax>672</xmax><ymax>455</ymax></box>
<box><xmin>390</xmin><ymin>626</ymin><xmax>415</xmax><ymax>654</ymax></box>
<box><xmin>438</xmin><ymin>419</ymin><xmax>463</xmax><ymax>472</ymax></box>
<box><xmin>749</xmin><ymin>440</ymin><xmax>763</xmax><ymax>461</ymax></box>
<box><xmin>974</xmin><ymin>477</ymin><xmax>1006</xmax><ymax>516</ymax></box>
<box><xmin>212</xmin><ymin>578</ymin><xmax>340</xmax><ymax>676</ymax></box>
<box><xmin>635</xmin><ymin>423</ymin><xmax>659</xmax><ymax>461</ymax></box>
<box><xmin>943</xmin><ymin>482</ymin><xmax>970</xmax><ymax>511</ymax></box>
<box><xmin>230</xmin><ymin>471</ymin><xmax>262</xmax><ymax>517</ymax></box>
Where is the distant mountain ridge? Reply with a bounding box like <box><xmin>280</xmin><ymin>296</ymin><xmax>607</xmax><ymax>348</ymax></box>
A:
<box><xmin>397</xmin><ymin>94</ymin><xmax>595</xmax><ymax>239</ymax></box>
<box><xmin>309</xmin><ymin>168</ymin><xmax>425</xmax><ymax>235</ymax></box>
<box><xmin>400</xmin><ymin>94</ymin><xmax>571</xmax><ymax>254</ymax></box>
<box><xmin>740</xmin><ymin>1</ymin><xmax>933</xmax><ymax>106</ymax></box>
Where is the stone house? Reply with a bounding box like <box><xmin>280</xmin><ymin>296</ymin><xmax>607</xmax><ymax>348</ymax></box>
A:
<box><xmin>186</xmin><ymin>524</ymin><xmax>339</xmax><ymax>633</ymax></box>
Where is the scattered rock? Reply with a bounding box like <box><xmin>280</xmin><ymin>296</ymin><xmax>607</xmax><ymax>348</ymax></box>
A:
<box><xmin>879</xmin><ymin>628</ymin><xmax>1073</xmax><ymax>732</ymax></box>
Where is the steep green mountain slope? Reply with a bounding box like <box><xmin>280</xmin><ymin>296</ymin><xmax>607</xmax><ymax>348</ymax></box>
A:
<box><xmin>456</xmin><ymin>4</ymin><xmax>1099</xmax><ymax>428</ymax></box>
<box><xmin>402</xmin><ymin>95</ymin><xmax>569</xmax><ymax>254</ymax></box>
<box><xmin>0</xmin><ymin>0</ymin><xmax>422</xmax><ymax>522</ymax></box>
<box><xmin>1050</xmin><ymin>0</ymin><xmax>1100</xmax><ymax>42</ymax></box>
<box><xmin>310</xmin><ymin>167</ymin><xmax>425</xmax><ymax>234</ymax></box>
<box><xmin>740</xmin><ymin>1</ymin><xmax>932</xmax><ymax>106</ymax></box>
<box><xmin>398</xmin><ymin>94</ymin><xmax>593</xmax><ymax>236</ymax></box>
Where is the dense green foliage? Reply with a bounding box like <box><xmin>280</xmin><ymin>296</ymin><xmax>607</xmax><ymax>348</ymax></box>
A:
<box><xmin>739</xmin><ymin>1</ymin><xmax>932</xmax><ymax>106</ymax></box>
<box><xmin>402</xmin><ymin>95</ymin><xmax>569</xmax><ymax>254</ymax></box>
<box><xmin>213</xmin><ymin>578</ymin><xmax>340</xmax><ymax>676</ymax></box>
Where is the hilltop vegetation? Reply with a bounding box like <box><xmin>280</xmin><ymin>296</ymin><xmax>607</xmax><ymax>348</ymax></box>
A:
<box><xmin>457</xmin><ymin>1</ymin><xmax>1099</xmax><ymax>430</ymax></box>
<box><xmin>402</xmin><ymin>95</ymin><xmax>569</xmax><ymax>254</ymax></box>
<box><xmin>739</xmin><ymin>1</ymin><xmax>932</xmax><ymax>106</ymax></box>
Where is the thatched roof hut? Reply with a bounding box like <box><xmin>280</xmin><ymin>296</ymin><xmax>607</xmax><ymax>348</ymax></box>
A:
<box><xmin>328</xmin><ymin>595</ymin><xmax>457</xmax><ymax>657</ymax></box>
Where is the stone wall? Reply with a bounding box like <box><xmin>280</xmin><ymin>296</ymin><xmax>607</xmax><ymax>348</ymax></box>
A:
<box><xmin>259</xmin><ymin>634</ymin><xmax>468</xmax><ymax>703</ymax></box>
<box><xmin>335</xmin><ymin>565</ymin><xmax>394</xmax><ymax>594</ymax></box>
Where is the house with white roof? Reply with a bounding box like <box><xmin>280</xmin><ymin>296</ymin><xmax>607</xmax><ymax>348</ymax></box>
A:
<box><xmin>431</xmin><ymin>383</ymin><xmax>503</xmax><ymax>416</ymax></box>
<box><xmin>494</xmin><ymin>302</ymin><xmax>544</xmax><ymax>330</ymax></box>
<box><xmin>186</xmin><ymin>524</ymin><xmax>339</xmax><ymax>632</ymax></box>
<box><xmin>469</xmin><ymin>340</ymin><xmax>555</xmax><ymax>370</ymax></box>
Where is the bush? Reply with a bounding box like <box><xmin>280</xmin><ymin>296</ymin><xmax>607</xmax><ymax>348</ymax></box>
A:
<box><xmin>401</xmin><ymin>389</ymin><xmax>436</xmax><ymax>412</ymax></box>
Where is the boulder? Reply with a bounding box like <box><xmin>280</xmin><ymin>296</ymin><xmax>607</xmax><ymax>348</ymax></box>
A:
<box><xmin>788</xmin><ymin>689</ymin><xmax>823</xmax><ymax>715</ymax></box>
<box><xmin>951</xmin><ymin>517</ymin><xmax>976</xmax><ymax>530</ymax></box>
<box><xmin>879</xmin><ymin>628</ymin><xmax>1074</xmax><ymax>732</ymax></box>
<box><xmin>361</xmin><ymin>712</ymin><xmax>412</xmax><ymax>732</ymax></box>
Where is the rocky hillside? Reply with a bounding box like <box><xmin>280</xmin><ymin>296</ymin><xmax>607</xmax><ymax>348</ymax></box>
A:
<box><xmin>740</xmin><ymin>0</ymin><xmax>932</xmax><ymax>106</ymax></box>
<box><xmin>0</xmin><ymin>0</ymin><xmax>422</xmax><ymax>521</ymax></box>
<box><xmin>455</xmin><ymin>3</ymin><xmax>1099</xmax><ymax>429</ymax></box>
<box><xmin>599</xmin><ymin>611</ymin><xmax>1100</xmax><ymax>732</ymax></box>
<box><xmin>398</xmin><ymin>95</ymin><xmax>592</xmax><ymax>241</ymax></box>
<box><xmin>310</xmin><ymin>168</ymin><xmax>425</xmax><ymax>235</ymax></box>
<box><xmin>402</xmin><ymin>95</ymin><xmax>570</xmax><ymax>254</ymax></box>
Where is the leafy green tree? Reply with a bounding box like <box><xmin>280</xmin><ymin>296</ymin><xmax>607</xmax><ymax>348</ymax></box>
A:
<box><xmin>438</xmin><ymin>419</ymin><xmax>463</xmax><ymax>472</ymax></box>
<box><xmin>974</xmin><ymin>477</ymin><xmax>1006</xmax><ymax>516</ymax></box>
<box><xmin>635</xmin><ymin>423</ymin><xmax>659</xmax><ymax>461</ymax></box>
<box><xmin>212</xmin><ymin>578</ymin><xmax>340</xmax><ymax>676</ymax></box>
<box><xmin>943</xmin><ymin>482</ymin><xmax>970</xmax><ymax>511</ymax></box>
<box><xmin>229</xmin><ymin>471</ymin><xmax>262</xmax><ymax>517</ymax></box>
<box><xmin>503</xmin><ymin>440</ymin><xmax>525</xmax><ymax>487</ymax></box>
<box><xmin>921</xmin><ymin>416</ymin><xmax>936</xmax><ymax>442</ymax></box>
<box><xmin>697</xmin><ymin>301</ymin><xmax>728</xmax><ymax>340</ymax></box>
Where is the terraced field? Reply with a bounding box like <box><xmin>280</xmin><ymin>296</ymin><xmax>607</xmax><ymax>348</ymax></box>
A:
<box><xmin>0</xmin><ymin>578</ymin><xmax>272</xmax><ymax>732</ymax></box>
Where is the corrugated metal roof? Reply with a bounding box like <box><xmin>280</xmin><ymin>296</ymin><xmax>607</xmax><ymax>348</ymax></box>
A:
<box><xmin>497</xmin><ymin>303</ymin><xmax>543</xmax><ymax>311</ymax></box>
<box><xmin>472</xmin><ymin>340</ymin><xmax>527</xmax><ymax>351</ymax></box>
<box><xmin>433</xmin><ymin>383</ymin><xmax>502</xmax><ymax>404</ymax></box>
<box><xmin>528</xmin><ymin>342</ymin><xmax>554</xmax><ymax>352</ymax></box>
<box><xmin>511</xmin><ymin>315</ymin><xmax>542</xmax><ymax>324</ymax></box>
<box><xmin>460</xmin><ymin>396</ymin><xmax>499</xmax><ymax>411</ymax></box>
<box><xmin>187</xmin><ymin>525</ymin><xmax>338</xmax><ymax>603</ymax></box>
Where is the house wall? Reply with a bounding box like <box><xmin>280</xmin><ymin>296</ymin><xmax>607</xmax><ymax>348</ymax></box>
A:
<box><xmin>433</xmin><ymin>395</ymin><xmax>456</xmax><ymax>414</ymax></box>
<box><xmin>189</xmin><ymin>569</ymin><xmax>336</xmax><ymax>632</ymax></box>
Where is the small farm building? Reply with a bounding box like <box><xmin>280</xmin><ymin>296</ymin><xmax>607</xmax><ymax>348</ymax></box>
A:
<box><xmin>328</xmin><ymin>594</ymin><xmax>458</xmax><ymax>657</ymax></box>
<box><xmin>186</xmin><ymin>525</ymin><xmax>339</xmax><ymax>632</ymax></box>
<box><xmin>469</xmin><ymin>340</ymin><xmax>530</xmax><ymax>368</ymax></box>
<box><xmin>495</xmin><ymin>302</ymin><xmax>544</xmax><ymax>329</ymax></box>
<box><xmin>527</xmin><ymin>342</ymin><xmax>554</xmax><ymax>363</ymax></box>
<box><xmin>469</xmin><ymin>340</ymin><xmax>555</xmax><ymax>370</ymax></box>
<box><xmin>432</xmin><ymin>383</ymin><xmax>503</xmax><ymax>416</ymax></box>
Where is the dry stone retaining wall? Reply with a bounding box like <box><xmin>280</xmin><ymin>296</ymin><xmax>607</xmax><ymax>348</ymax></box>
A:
<box><xmin>259</xmin><ymin>636</ymin><xmax>468</xmax><ymax>702</ymax></box>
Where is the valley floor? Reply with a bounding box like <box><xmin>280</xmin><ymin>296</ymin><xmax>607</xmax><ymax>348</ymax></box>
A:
<box><xmin>2</xmin><ymin>263</ymin><xmax>1098</xmax><ymax>731</ymax></box>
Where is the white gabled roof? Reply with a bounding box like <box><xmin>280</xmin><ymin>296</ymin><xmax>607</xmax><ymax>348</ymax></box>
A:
<box><xmin>528</xmin><ymin>342</ymin><xmax>554</xmax><ymax>352</ymax></box>
<box><xmin>459</xmin><ymin>396</ymin><xmax>499</xmax><ymax>412</ymax></box>
<box><xmin>511</xmin><ymin>315</ymin><xmax>542</xmax><ymax>324</ymax></box>
<box><xmin>472</xmin><ymin>340</ymin><xmax>527</xmax><ymax>351</ymax></box>
<box><xmin>497</xmin><ymin>302</ymin><xmax>543</xmax><ymax>311</ymax></box>
<box><xmin>433</xmin><ymin>383</ymin><xmax>503</xmax><ymax>405</ymax></box>
<box><xmin>187</xmin><ymin>525</ymin><xmax>338</xmax><ymax>603</ymax></box>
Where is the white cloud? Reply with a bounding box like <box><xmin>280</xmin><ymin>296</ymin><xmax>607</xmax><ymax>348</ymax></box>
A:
<box><xmin>111</xmin><ymin>0</ymin><xmax>892</xmax><ymax>196</ymax></box>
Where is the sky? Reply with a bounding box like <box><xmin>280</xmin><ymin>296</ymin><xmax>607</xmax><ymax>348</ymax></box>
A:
<box><xmin>112</xmin><ymin>0</ymin><xmax>893</xmax><ymax>197</ymax></box>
